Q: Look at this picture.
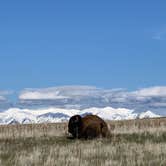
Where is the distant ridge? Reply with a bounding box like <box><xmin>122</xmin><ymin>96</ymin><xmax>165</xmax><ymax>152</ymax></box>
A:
<box><xmin>0</xmin><ymin>107</ymin><xmax>160</xmax><ymax>125</ymax></box>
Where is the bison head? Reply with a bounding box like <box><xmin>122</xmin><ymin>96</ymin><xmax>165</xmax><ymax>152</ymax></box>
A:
<box><xmin>68</xmin><ymin>115</ymin><xmax>82</xmax><ymax>138</ymax></box>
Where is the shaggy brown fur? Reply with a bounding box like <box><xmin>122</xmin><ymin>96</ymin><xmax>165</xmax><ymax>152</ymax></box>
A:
<box><xmin>68</xmin><ymin>115</ymin><xmax>109</xmax><ymax>139</ymax></box>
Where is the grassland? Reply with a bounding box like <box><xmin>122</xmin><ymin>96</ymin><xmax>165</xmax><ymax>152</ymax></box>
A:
<box><xmin>0</xmin><ymin>118</ymin><xmax>166</xmax><ymax>166</ymax></box>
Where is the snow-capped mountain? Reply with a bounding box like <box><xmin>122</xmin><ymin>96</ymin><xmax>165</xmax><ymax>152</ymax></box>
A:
<box><xmin>0</xmin><ymin>107</ymin><xmax>160</xmax><ymax>125</ymax></box>
<box><xmin>138</xmin><ymin>110</ymin><xmax>160</xmax><ymax>119</ymax></box>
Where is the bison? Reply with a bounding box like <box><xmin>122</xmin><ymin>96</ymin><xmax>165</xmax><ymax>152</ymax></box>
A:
<box><xmin>68</xmin><ymin>114</ymin><xmax>109</xmax><ymax>139</ymax></box>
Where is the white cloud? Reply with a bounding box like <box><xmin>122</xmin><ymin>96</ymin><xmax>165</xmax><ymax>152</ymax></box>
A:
<box><xmin>0</xmin><ymin>90</ymin><xmax>13</xmax><ymax>101</ymax></box>
<box><xmin>152</xmin><ymin>27</ymin><xmax>166</xmax><ymax>40</ymax></box>
<box><xmin>152</xmin><ymin>35</ymin><xmax>163</xmax><ymax>40</ymax></box>
<box><xmin>132</xmin><ymin>86</ymin><xmax>166</xmax><ymax>97</ymax></box>
<box><xmin>19</xmin><ymin>86</ymin><xmax>100</xmax><ymax>100</ymax></box>
<box><xmin>150</xmin><ymin>102</ymin><xmax>166</xmax><ymax>107</ymax></box>
<box><xmin>19</xmin><ymin>86</ymin><xmax>166</xmax><ymax>101</ymax></box>
<box><xmin>0</xmin><ymin>96</ymin><xmax>5</xmax><ymax>101</ymax></box>
<box><xmin>19</xmin><ymin>89</ymin><xmax>68</xmax><ymax>100</ymax></box>
<box><xmin>0</xmin><ymin>91</ymin><xmax>10</xmax><ymax>101</ymax></box>
<box><xmin>0</xmin><ymin>85</ymin><xmax>163</xmax><ymax>115</ymax></box>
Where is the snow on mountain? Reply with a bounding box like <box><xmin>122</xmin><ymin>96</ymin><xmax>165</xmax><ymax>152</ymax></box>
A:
<box><xmin>138</xmin><ymin>110</ymin><xmax>160</xmax><ymax>119</ymax></box>
<box><xmin>0</xmin><ymin>107</ymin><xmax>80</xmax><ymax>124</ymax></box>
<box><xmin>0</xmin><ymin>107</ymin><xmax>161</xmax><ymax>125</ymax></box>
<box><xmin>37</xmin><ymin>113</ymin><xmax>70</xmax><ymax>123</ymax></box>
<box><xmin>82</xmin><ymin>107</ymin><xmax>138</xmax><ymax>120</ymax></box>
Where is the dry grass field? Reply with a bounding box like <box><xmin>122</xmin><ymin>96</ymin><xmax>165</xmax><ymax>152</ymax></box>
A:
<box><xmin>0</xmin><ymin>117</ymin><xmax>166</xmax><ymax>166</ymax></box>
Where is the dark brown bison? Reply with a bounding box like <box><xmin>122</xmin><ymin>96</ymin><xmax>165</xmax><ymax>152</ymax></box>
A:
<box><xmin>68</xmin><ymin>114</ymin><xmax>109</xmax><ymax>139</ymax></box>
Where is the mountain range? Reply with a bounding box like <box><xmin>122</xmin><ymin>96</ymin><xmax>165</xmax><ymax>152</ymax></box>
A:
<box><xmin>0</xmin><ymin>86</ymin><xmax>165</xmax><ymax>124</ymax></box>
<box><xmin>0</xmin><ymin>107</ymin><xmax>160</xmax><ymax>125</ymax></box>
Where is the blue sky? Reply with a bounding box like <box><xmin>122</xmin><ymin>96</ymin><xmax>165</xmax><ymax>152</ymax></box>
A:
<box><xmin>0</xmin><ymin>0</ymin><xmax>166</xmax><ymax>91</ymax></box>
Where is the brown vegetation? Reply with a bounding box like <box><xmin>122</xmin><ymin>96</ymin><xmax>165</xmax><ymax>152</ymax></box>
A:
<box><xmin>0</xmin><ymin>117</ymin><xmax>166</xmax><ymax>165</ymax></box>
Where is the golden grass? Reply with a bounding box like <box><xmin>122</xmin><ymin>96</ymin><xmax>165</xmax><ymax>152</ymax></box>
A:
<box><xmin>0</xmin><ymin>117</ymin><xmax>166</xmax><ymax>166</ymax></box>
